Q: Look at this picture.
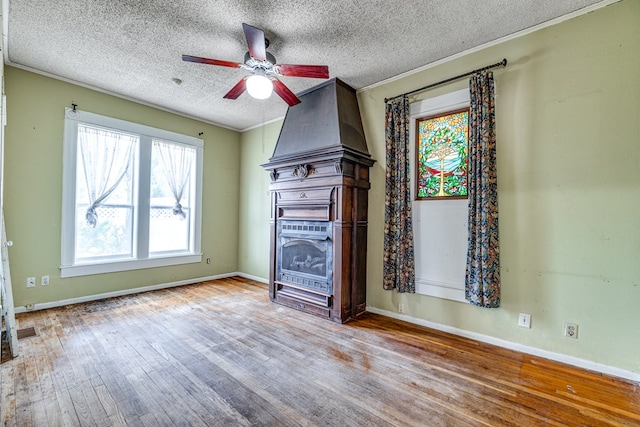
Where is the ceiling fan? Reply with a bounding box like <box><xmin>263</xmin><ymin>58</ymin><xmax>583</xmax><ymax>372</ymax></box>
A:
<box><xmin>182</xmin><ymin>23</ymin><xmax>329</xmax><ymax>106</ymax></box>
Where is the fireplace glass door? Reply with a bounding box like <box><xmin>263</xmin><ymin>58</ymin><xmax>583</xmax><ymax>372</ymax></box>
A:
<box><xmin>277</xmin><ymin>220</ymin><xmax>333</xmax><ymax>294</ymax></box>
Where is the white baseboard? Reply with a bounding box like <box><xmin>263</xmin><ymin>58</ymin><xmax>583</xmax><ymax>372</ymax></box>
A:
<box><xmin>14</xmin><ymin>272</ymin><xmax>239</xmax><ymax>314</ymax></box>
<box><xmin>366</xmin><ymin>306</ymin><xmax>640</xmax><ymax>383</ymax></box>
<box><xmin>236</xmin><ymin>272</ymin><xmax>269</xmax><ymax>284</ymax></box>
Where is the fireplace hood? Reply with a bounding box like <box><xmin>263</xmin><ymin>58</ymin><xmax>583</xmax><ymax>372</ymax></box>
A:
<box><xmin>266</xmin><ymin>78</ymin><xmax>372</xmax><ymax>166</ymax></box>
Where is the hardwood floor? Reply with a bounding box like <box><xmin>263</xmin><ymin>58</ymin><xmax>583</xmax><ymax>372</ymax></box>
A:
<box><xmin>1</xmin><ymin>277</ymin><xmax>638</xmax><ymax>426</ymax></box>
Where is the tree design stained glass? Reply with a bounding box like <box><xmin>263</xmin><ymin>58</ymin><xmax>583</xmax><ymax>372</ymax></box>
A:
<box><xmin>416</xmin><ymin>108</ymin><xmax>469</xmax><ymax>199</ymax></box>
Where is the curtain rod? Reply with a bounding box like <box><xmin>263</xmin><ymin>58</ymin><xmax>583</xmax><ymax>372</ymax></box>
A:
<box><xmin>384</xmin><ymin>58</ymin><xmax>507</xmax><ymax>103</ymax></box>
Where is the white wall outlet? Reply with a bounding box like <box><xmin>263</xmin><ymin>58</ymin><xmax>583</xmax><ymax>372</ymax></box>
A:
<box><xmin>564</xmin><ymin>322</ymin><xmax>579</xmax><ymax>339</ymax></box>
<box><xmin>42</xmin><ymin>275</ymin><xmax>50</xmax><ymax>286</ymax></box>
<box><xmin>398</xmin><ymin>303</ymin><xmax>405</xmax><ymax>314</ymax></box>
<box><xmin>26</xmin><ymin>277</ymin><xmax>36</xmax><ymax>288</ymax></box>
<box><xmin>518</xmin><ymin>313</ymin><xmax>531</xmax><ymax>328</ymax></box>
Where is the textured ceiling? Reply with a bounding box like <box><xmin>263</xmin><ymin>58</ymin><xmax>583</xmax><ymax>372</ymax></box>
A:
<box><xmin>4</xmin><ymin>0</ymin><xmax>612</xmax><ymax>131</ymax></box>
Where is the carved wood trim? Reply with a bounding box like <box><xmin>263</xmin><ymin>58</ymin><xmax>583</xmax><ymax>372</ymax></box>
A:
<box><xmin>292</xmin><ymin>164</ymin><xmax>316</xmax><ymax>179</ymax></box>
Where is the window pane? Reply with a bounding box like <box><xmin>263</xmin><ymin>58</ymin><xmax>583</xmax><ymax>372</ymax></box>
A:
<box><xmin>75</xmin><ymin>206</ymin><xmax>134</xmax><ymax>260</ymax></box>
<box><xmin>149</xmin><ymin>207</ymin><xmax>191</xmax><ymax>253</ymax></box>
<box><xmin>417</xmin><ymin>109</ymin><xmax>469</xmax><ymax>198</ymax></box>
<box><xmin>74</xmin><ymin>124</ymin><xmax>136</xmax><ymax>263</ymax></box>
<box><xmin>149</xmin><ymin>140</ymin><xmax>195</xmax><ymax>254</ymax></box>
<box><xmin>76</xmin><ymin>161</ymin><xmax>134</xmax><ymax>208</ymax></box>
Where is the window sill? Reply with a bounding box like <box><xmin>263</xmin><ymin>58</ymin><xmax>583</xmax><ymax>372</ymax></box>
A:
<box><xmin>60</xmin><ymin>253</ymin><xmax>202</xmax><ymax>278</ymax></box>
<box><xmin>415</xmin><ymin>278</ymin><xmax>466</xmax><ymax>303</ymax></box>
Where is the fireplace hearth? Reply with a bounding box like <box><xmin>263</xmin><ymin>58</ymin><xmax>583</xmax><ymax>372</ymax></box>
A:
<box><xmin>262</xmin><ymin>78</ymin><xmax>374</xmax><ymax>323</ymax></box>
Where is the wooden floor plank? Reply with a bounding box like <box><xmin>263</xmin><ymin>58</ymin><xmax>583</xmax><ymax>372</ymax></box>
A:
<box><xmin>13</xmin><ymin>352</ymin><xmax>35</xmax><ymax>426</ymax></box>
<box><xmin>0</xmin><ymin>377</ymin><xmax>17</xmax><ymax>427</ymax></box>
<box><xmin>92</xmin><ymin>380</ymin><xmax>129</xmax><ymax>426</ymax></box>
<box><xmin>2</xmin><ymin>277</ymin><xmax>638</xmax><ymax>426</ymax></box>
<box><xmin>151</xmin><ymin>344</ymin><xmax>253</xmax><ymax>426</ymax></box>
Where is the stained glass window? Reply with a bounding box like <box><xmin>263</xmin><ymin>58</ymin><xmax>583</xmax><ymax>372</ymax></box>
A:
<box><xmin>416</xmin><ymin>108</ymin><xmax>469</xmax><ymax>199</ymax></box>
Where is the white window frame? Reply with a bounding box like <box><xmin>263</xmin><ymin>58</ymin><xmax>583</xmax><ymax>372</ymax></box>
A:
<box><xmin>410</xmin><ymin>89</ymin><xmax>469</xmax><ymax>303</ymax></box>
<box><xmin>61</xmin><ymin>108</ymin><xmax>203</xmax><ymax>278</ymax></box>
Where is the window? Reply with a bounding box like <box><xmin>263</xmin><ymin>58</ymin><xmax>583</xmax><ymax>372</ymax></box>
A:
<box><xmin>61</xmin><ymin>108</ymin><xmax>203</xmax><ymax>277</ymax></box>
<box><xmin>416</xmin><ymin>108</ymin><xmax>469</xmax><ymax>199</ymax></box>
<box><xmin>410</xmin><ymin>89</ymin><xmax>469</xmax><ymax>302</ymax></box>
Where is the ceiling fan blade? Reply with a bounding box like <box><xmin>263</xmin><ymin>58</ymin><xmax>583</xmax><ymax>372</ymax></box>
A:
<box><xmin>277</xmin><ymin>64</ymin><xmax>329</xmax><ymax>79</ymax></box>
<box><xmin>242</xmin><ymin>23</ymin><xmax>267</xmax><ymax>62</ymax></box>
<box><xmin>223</xmin><ymin>78</ymin><xmax>248</xmax><ymax>99</ymax></box>
<box><xmin>271</xmin><ymin>78</ymin><xmax>301</xmax><ymax>106</ymax></box>
<box><xmin>182</xmin><ymin>54</ymin><xmax>242</xmax><ymax>69</ymax></box>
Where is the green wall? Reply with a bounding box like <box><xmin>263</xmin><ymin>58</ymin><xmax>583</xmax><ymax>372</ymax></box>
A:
<box><xmin>239</xmin><ymin>0</ymin><xmax>640</xmax><ymax>374</ymax></box>
<box><xmin>237</xmin><ymin>120</ymin><xmax>282</xmax><ymax>279</ymax></box>
<box><xmin>4</xmin><ymin>67</ymin><xmax>241</xmax><ymax>307</ymax></box>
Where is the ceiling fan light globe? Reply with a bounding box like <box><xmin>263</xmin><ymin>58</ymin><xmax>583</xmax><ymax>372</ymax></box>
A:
<box><xmin>246</xmin><ymin>75</ymin><xmax>273</xmax><ymax>99</ymax></box>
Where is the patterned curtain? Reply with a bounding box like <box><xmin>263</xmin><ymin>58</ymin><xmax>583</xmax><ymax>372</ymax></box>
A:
<box><xmin>465</xmin><ymin>72</ymin><xmax>500</xmax><ymax>307</ymax></box>
<box><xmin>383</xmin><ymin>96</ymin><xmax>415</xmax><ymax>293</ymax></box>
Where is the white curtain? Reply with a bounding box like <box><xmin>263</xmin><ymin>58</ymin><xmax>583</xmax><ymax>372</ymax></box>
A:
<box><xmin>154</xmin><ymin>140</ymin><xmax>195</xmax><ymax>219</ymax></box>
<box><xmin>79</xmin><ymin>125</ymin><xmax>136</xmax><ymax>227</ymax></box>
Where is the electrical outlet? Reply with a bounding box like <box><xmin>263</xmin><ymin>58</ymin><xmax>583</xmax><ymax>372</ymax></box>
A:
<box><xmin>518</xmin><ymin>313</ymin><xmax>531</xmax><ymax>328</ymax></box>
<box><xmin>26</xmin><ymin>277</ymin><xmax>36</xmax><ymax>288</ymax></box>
<box><xmin>398</xmin><ymin>303</ymin><xmax>405</xmax><ymax>314</ymax></box>
<box><xmin>564</xmin><ymin>322</ymin><xmax>579</xmax><ymax>339</ymax></box>
<box><xmin>42</xmin><ymin>275</ymin><xmax>50</xmax><ymax>286</ymax></box>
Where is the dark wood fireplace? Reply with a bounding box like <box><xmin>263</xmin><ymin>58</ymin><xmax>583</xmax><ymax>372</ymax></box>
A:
<box><xmin>262</xmin><ymin>78</ymin><xmax>374</xmax><ymax>323</ymax></box>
